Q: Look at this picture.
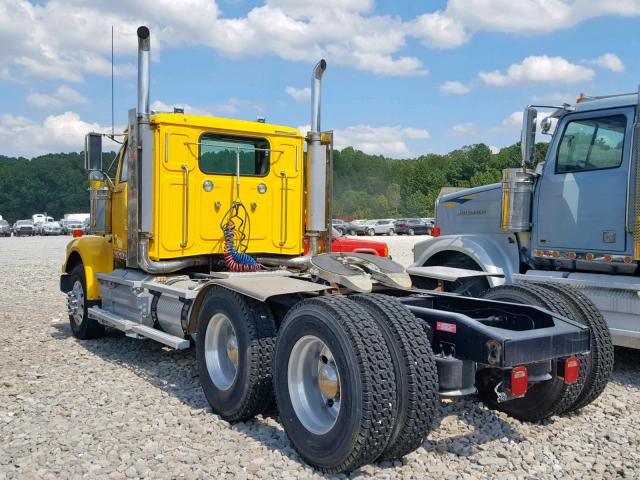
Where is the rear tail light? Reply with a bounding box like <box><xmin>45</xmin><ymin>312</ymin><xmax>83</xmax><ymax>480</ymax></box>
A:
<box><xmin>431</xmin><ymin>227</ymin><xmax>441</xmax><ymax>237</ymax></box>
<box><xmin>563</xmin><ymin>356</ymin><xmax>580</xmax><ymax>384</ymax></box>
<box><xmin>510</xmin><ymin>366</ymin><xmax>528</xmax><ymax>397</ymax></box>
<box><xmin>72</xmin><ymin>229</ymin><xmax>83</xmax><ymax>238</ymax></box>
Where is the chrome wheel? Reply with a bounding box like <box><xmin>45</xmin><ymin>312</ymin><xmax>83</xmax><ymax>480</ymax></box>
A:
<box><xmin>288</xmin><ymin>335</ymin><xmax>341</xmax><ymax>435</ymax></box>
<box><xmin>204</xmin><ymin>313</ymin><xmax>239</xmax><ymax>391</ymax></box>
<box><xmin>68</xmin><ymin>280</ymin><xmax>84</xmax><ymax>327</ymax></box>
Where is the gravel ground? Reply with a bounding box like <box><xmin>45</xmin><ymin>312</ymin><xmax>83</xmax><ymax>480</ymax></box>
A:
<box><xmin>1</xmin><ymin>235</ymin><xmax>639</xmax><ymax>480</ymax></box>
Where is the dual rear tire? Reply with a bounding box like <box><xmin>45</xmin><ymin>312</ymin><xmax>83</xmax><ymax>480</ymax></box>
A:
<box><xmin>196</xmin><ymin>292</ymin><xmax>439</xmax><ymax>473</ymax></box>
<box><xmin>476</xmin><ymin>284</ymin><xmax>613</xmax><ymax>422</ymax></box>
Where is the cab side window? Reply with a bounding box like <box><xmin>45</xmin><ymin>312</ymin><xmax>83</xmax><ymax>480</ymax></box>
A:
<box><xmin>556</xmin><ymin>115</ymin><xmax>626</xmax><ymax>174</ymax></box>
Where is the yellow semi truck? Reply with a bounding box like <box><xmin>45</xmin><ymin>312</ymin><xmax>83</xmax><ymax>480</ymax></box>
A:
<box><xmin>60</xmin><ymin>26</ymin><xmax>611</xmax><ymax>473</ymax></box>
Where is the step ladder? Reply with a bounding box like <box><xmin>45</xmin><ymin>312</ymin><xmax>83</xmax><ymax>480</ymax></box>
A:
<box><xmin>88</xmin><ymin>306</ymin><xmax>190</xmax><ymax>350</ymax></box>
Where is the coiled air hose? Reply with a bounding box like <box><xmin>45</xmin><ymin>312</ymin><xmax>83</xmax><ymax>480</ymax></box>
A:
<box><xmin>223</xmin><ymin>220</ymin><xmax>261</xmax><ymax>272</ymax></box>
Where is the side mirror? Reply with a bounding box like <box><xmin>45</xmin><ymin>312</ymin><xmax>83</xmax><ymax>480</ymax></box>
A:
<box><xmin>520</xmin><ymin>106</ymin><xmax>537</xmax><ymax>167</ymax></box>
<box><xmin>84</xmin><ymin>133</ymin><xmax>102</xmax><ymax>171</ymax></box>
<box><xmin>540</xmin><ymin>116</ymin><xmax>554</xmax><ymax>135</ymax></box>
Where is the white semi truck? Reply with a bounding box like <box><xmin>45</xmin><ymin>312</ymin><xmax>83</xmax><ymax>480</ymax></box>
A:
<box><xmin>412</xmin><ymin>90</ymin><xmax>640</xmax><ymax>349</ymax></box>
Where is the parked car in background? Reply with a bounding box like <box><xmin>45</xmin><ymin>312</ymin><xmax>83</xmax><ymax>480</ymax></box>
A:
<box><xmin>350</xmin><ymin>219</ymin><xmax>379</xmax><ymax>236</ymax></box>
<box><xmin>0</xmin><ymin>219</ymin><xmax>10</xmax><ymax>237</ymax></box>
<box><xmin>421</xmin><ymin>218</ymin><xmax>435</xmax><ymax>235</ymax></box>
<box><xmin>64</xmin><ymin>220</ymin><xmax>84</xmax><ymax>235</ymax></box>
<box><xmin>13</xmin><ymin>220</ymin><xmax>34</xmax><ymax>237</ymax></box>
<box><xmin>394</xmin><ymin>218</ymin><xmax>431</xmax><ymax>235</ymax></box>
<box><xmin>332</xmin><ymin>219</ymin><xmax>352</xmax><ymax>234</ymax></box>
<box><xmin>42</xmin><ymin>221</ymin><xmax>63</xmax><ymax>236</ymax></box>
<box><xmin>369</xmin><ymin>219</ymin><xmax>396</xmax><ymax>236</ymax></box>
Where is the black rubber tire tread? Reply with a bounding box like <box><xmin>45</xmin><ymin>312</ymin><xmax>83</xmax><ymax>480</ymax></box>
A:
<box><xmin>478</xmin><ymin>284</ymin><xmax>587</xmax><ymax>422</ymax></box>
<box><xmin>196</xmin><ymin>287</ymin><xmax>276</xmax><ymax>422</ymax></box>
<box><xmin>530</xmin><ymin>283</ymin><xmax>614</xmax><ymax>412</ymax></box>
<box><xmin>274</xmin><ymin>296</ymin><xmax>396</xmax><ymax>474</ymax></box>
<box><xmin>350</xmin><ymin>294</ymin><xmax>439</xmax><ymax>461</ymax></box>
<box><xmin>68</xmin><ymin>264</ymin><xmax>105</xmax><ymax>339</ymax></box>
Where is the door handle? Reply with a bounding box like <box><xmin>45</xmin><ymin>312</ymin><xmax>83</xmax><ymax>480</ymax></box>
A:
<box><xmin>181</xmin><ymin>164</ymin><xmax>189</xmax><ymax>248</ymax></box>
<box><xmin>279</xmin><ymin>171</ymin><xmax>289</xmax><ymax>247</ymax></box>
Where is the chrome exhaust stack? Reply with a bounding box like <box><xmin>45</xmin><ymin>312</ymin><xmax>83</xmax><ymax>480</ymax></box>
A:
<box><xmin>137</xmin><ymin>26</ymin><xmax>150</xmax><ymax>117</ymax></box>
<box><xmin>306</xmin><ymin>59</ymin><xmax>328</xmax><ymax>255</ymax></box>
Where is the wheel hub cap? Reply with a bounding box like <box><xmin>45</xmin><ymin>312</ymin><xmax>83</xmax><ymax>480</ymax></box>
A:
<box><xmin>68</xmin><ymin>280</ymin><xmax>84</xmax><ymax>326</ymax></box>
<box><xmin>288</xmin><ymin>336</ymin><xmax>341</xmax><ymax>435</ymax></box>
<box><xmin>204</xmin><ymin>313</ymin><xmax>239</xmax><ymax>391</ymax></box>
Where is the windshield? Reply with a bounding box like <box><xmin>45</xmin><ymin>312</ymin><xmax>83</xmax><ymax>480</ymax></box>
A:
<box><xmin>17</xmin><ymin>220</ymin><xmax>32</xmax><ymax>225</ymax></box>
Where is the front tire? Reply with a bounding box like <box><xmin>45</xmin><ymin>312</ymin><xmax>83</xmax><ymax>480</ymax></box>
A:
<box><xmin>367</xmin><ymin>228</ymin><xmax>375</xmax><ymax>236</ymax></box>
<box><xmin>196</xmin><ymin>287</ymin><xmax>276</xmax><ymax>422</ymax></box>
<box><xmin>273</xmin><ymin>296</ymin><xmax>396</xmax><ymax>473</ymax></box>
<box><xmin>67</xmin><ymin>264</ymin><xmax>104</xmax><ymax>339</ymax></box>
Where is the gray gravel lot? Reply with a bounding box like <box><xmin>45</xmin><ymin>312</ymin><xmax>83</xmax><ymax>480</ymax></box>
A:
<box><xmin>1</xmin><ymin>235</ymin><xmax>639</xmax><ymax>479</ymax></box>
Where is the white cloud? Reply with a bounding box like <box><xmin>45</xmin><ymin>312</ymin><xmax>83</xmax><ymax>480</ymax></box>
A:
<box><xmin>151</xmin><ymin>100</ymin><xmax>212</xmax><ymax>116</ymax></box>
<box><xmin>444</xmin><ymin>0</ymin><xmax>640</xmax><ymax>34</ymax></box>
<box><xmin>331</xmin><ymin>124</ymin><xmax>430</xmax><ymax>157</ymax></box>
<box><xmin>1</xmin><ymin>1</ymin><xmax>639</xmax><ymax>84</ymax></box>
<box><xmin>494</xmin><ymin>111</ymin><xmax>523</xmax><ymax>131</ymax></box>
<box><xmin>285</xmin><ymin>86</ymin><xmax>311</xmax><ymax>102</ymax></box>
<box><xmin>440</xmin><ymin>80</ymin><xmax>471</xmax><ymax>95</ymax></box>
<box><xmin>589</xmin><ymin>53</ymin><xmax>625</xmax><ymax>73</ymax></box>
<box><xmin>0</xmin><ymin>0</ymin><xmax>430</xmax><ymax>80</ymax></box>
<box><xmin>447</xmin><ymin>122</ymin><xmax>479</xmax><ymax>138</ymax></box>
<box><xmin>490</xmin><ymin>109</ymin><xmax>557</xmax><ymax>135</ymax></box>
<box><xmin>410</xmin><ymin>11</ymin><xmax>469</xmax><ymax>48</ymax></box>
<box><xmin>401</xmin><ymin>127</ymin><xmax>430</xmax><ymax>139</ymax></box>
<box><xmin>151</xmin><ymin>97</ymin><xmax>265</xmax><ymax>117</ymax></box>
<box><xmin>26</xmin><ymin>85</ymin><xmax>88</xmax><ymax>108</ymax></box>
<box><xmin>489</xmin><ymin>145</ymin><xmax>500</xmax><ymax>154</ymax></box>
<box><xmin>0</xmin><ymin>112</ymin><xmax>117</xmax><ymax>157</ymax></box>
<box><xmin>479</xmin><ymin>55</ymin><xmax>595</xmax><ymax>86</ymax></box>
<box><xmin>530</xmin><ymin>92</ymin><xmax>574</xmax><ymax>104</ymax></box>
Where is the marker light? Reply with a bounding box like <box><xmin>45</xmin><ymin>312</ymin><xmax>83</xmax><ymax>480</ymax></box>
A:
<box><xmin>511</xmin><ymin>366</ymin><xmax>528</xmax><ymax>397</ymax></box>
<box><xmin>431</xmin><ymin>227</ymin><xmax>441</xmax><ymax>237</ymax></box>
<box><xmin>564</xmin><ymin>357</ymin><xmax>580</xmax><ymax>385</ymax></box>
<box><xmin>72</xmin><ymin>229</ymin><xmax>83</xmax><ymax>238</ymax></box>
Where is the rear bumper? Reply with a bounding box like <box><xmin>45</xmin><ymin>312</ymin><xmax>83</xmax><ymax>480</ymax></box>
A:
<box><xmin>400</xmin><ymin>294</ymin><xmax>590</xmax><ymax>367</ymax></box>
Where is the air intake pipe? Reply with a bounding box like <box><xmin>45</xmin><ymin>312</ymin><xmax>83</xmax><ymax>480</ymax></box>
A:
<box><xmin>137</xmin><ymin>26</ymin><xmax>150</xmax><ymax>117</ymax></box>
<box><xmin>306</xmin><ymin>59</ymin><xmax>327</xmax><ymax>255</ymax></box>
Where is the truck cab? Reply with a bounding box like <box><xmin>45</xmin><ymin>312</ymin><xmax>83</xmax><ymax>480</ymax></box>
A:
<box><xmin>413</xmin><ymin>92</ymin><xmax>640</xmax><ymax>348</ymax></box>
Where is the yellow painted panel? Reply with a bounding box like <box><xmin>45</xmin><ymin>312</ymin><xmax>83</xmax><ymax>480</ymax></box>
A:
<box><xmin>152</xmin><ymin>117</ymin><xmax>305</xmax><ymax>260</ymax></box>
<box><xmin>63</xmin><ymin>236</ymin><xmax>114</xmax><ymax>300</ymax></box>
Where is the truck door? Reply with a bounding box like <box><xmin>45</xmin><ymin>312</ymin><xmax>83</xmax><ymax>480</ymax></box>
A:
<box><xmin>534</xmin><ymin>107</ymin><xmax>634</xmax><ymax>254</ymax></box>
<box><xmin>111</xmin><ymin>140</ymin><xmax>128</xmax><ymax>254</ymax></box>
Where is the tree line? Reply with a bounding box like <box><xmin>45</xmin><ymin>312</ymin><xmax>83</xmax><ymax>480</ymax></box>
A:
<box><xmin>332</xmin><ymin>142</ymin><xmax>548</xmax><ymax>219</ymax></box>
<box><xmin>0</xmin><ymin>142</ymin><xmax>548</xmax><ymax>223</ymax></box>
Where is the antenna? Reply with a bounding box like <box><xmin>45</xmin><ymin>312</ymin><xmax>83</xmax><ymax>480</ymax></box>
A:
<box><xmin>111</xmin><ymin>25</ymin><xmax>114</xmax><ymax>139</ymax></box>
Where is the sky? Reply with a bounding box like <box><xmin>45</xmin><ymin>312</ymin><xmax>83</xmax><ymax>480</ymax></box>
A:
<box><xmin>0</xmin><ymin>0</ymin><xmax>638</xmax><ymax>158</ymax></box>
